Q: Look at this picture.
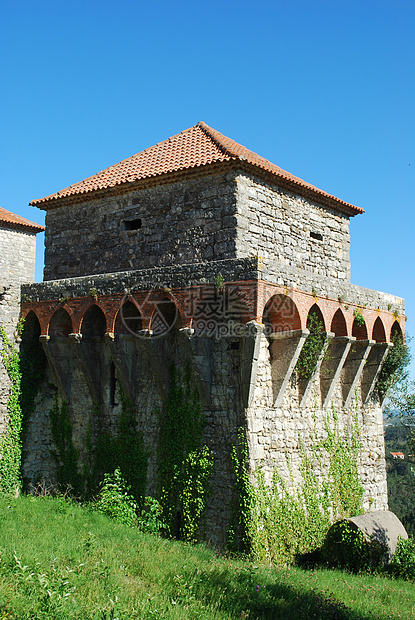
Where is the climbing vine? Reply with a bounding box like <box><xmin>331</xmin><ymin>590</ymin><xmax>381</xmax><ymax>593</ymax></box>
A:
<box><xmin>157</xmin><ymin>362</ymin><xmax>213</xmax><ymax>542</ymax></box>
<box><xmin>49</xmin><ymin>392</ymin><xmax>148</xmax><ymax>503</ymax></box>
<box><xmin>49</xmin><ymin>397</ymin><xmax>83</xmax><ymax>496</ymax></box>
<box><xmin>91</xmin><ymin>394</ymin><xmax>148</xmax><ymax>504</ymax></box>
<box><xmin>229</xmin><ymin>407</ymin><xmax>363</xmax><ymax>565</ymax></box>
<box><xmin>377</xmin><ymin>330</ymin><xmax>411</xmax><ymax>400</ymax></box>
<box><xmin>295</xmin><ymin>313</ymin><xmax>326</xmax><ymax>381</ymax></box>
<box><xmin>0</xmin><ymin>326</ymin><xmax>23</xmax><ymax>494</ymax></box>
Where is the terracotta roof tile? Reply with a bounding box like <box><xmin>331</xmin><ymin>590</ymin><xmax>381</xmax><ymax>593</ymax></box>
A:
<box><xmin>30</xmin><ymin>122</ymin><xmax>363</xmax><ymax>215</ymax></box>
<box><xmin>0</xmin><ymin>207</ymin><xmax>45</xmax><ymax>233</ymax></box>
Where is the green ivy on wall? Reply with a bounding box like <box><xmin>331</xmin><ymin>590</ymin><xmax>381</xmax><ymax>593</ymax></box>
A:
<box><xmin>157</xmin><ymin>362</ymin><xmax>213</xmax><ymax>542</ymax></box>
<box><xmin>229</xmin><ymin>407</ymin><xmax>363</xmax><ymax>564</ymax></box>
<box><xmin>90</xmin><ymin>394</ymin><xmax>148</xmax><ymax>504</ymax></box>
<box><xmin>49</xmin><ymin>392</ymin><xmax>148</xmax><ymax>503</ymax></box>
<box><xmin>296</xmin><ymin>313</ymin><xmax>326</xmax><ymax>381</ymax></box>
<box><xmin>0</xmin><ymin>326</ymin><xmax>23</xmax><ymax>494</ymax></box>
<box><xmin>49</xmin><ymin>397</ymin><xmax>84</xmax><ymax>496</ymax></box>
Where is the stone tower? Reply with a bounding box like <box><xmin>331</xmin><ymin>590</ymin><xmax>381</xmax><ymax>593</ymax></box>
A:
<box><xmin>0</xmin><ymin>207</ymin><xmax>44</xmax><ymax>435</ymax></box>
<box><xmin>20</xmin><ymin>123</ymin><xmax>404</xmax><ymax>545</ymax></box>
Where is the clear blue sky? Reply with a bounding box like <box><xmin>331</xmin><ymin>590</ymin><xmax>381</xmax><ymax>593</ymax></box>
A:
<box><xmin>1</xmin><ymin>0</ymin><xmax>414</xmax><ymax>377</ymax></box>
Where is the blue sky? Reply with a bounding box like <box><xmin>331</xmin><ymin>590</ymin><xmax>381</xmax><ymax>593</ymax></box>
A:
<box><xmin>1</xmin><ymin>0</ymin><xmax>414</xmax><ymax>377</ymax></box>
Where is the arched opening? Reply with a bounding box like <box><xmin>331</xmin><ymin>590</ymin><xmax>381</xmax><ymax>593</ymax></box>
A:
<box><xmin>391</xmin><ymin>320</ymin><xmax>402</xmax><ymax>341</ymax></box>
<box><xmin>81</xmin><ymin>305</ymin><xmax>106</xmax><ymax>338</ymax></box>
<box><xmin>262</xmin><ymin>294</ymin><xmax>301</xmax><ymax>334</ymax></box>
<box><xmin>49</xmin><ymin>308</ymin><xmax>72</xmax><ymax>337</ymax></box>
<box><xmin>20</xmin><ymin>311</ymin><xmax>46</xmax><ymax>423</ymax></box>
<box><xmin>377</xmin><ymin>321</ymin><xmax>407</xmax><ymax>401</ymax></box>
<box><xmin>352</xmin><ymin>316</ymin><xmax>368</xmax><ymax>340</ymax></box>
<box><xmin>150</xmin><ymin>298</ymin><xmax>181</xmax><ymax>337</ymax></box>
<box><xmin>114</xmin><ymin>301</ymin><xmax>142</xmax><ymax>335</ymax></box>
<box><xmin>21</xmin><ymin>310</ymin><xmax>41</xmax><ymax>342</ymax></box>
<box><xmin>296</xmin><ymin>304</ymin><xmax>327</xmax><ymax>383</ymax></box>
<box><xmin>330</xmin><ymin>308</ymin><xmax>347</xmax><ymax>337</ymax></box>
<box><xmin>20</xmin><ymin>310</ymin><xmax>41</xmax><ymax>349</ymax></box>
<box><xmin>372</xmin><ymin>317</ymin><xmax>386</xmax><ymax>343</ymax></box>
<box><xmin>307</xmin><ymin>304</ymin><xmax>325</xmax><ymax>332</ymax></box>
<box><xmin>193</xmin><ymin>290</ymin><xmax>247</xmax><ymax>338</ymax></box>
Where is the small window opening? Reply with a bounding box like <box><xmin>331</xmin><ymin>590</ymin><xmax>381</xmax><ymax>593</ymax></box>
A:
<box><xmin>123</xmin><ymin>218</ymin><xmax>142</xmax><ymax>231</ymax></box>
<box><xmin>310</xmin><ymin>231</ymin><xmax>323</xmax><ymax>241</ymax></box>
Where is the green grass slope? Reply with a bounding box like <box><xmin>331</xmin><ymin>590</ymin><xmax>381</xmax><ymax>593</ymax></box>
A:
<box><xmin>0</xmin><ymin>495</ymin><xmax>414</xmax><ymax>620</ymax></box>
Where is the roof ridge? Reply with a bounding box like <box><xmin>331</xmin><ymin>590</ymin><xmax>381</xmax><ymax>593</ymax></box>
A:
<box><xmin>197</xmin><ymin>121</ymin><xmax>241</xmax><ymax>160</ymax></box>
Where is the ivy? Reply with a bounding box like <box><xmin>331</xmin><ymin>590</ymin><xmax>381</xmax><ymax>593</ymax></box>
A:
<box><xmin>90</xmin><ymin>394</ymin><xmax>148</xmax><ymax>505</ymax></box>
<box><xmin>353</xmin><ymin>309</ymin><xmax>365</xmax><ymax>327</ymax></box>
<box><xmin>157</xmin><ymin>362</ymin><xmax>213</xmax><ymax>542</ymax></box>
<box><xmin>49</xmin><ymin>397</ymin><xmax>83</xmax><ymax>496</ymax></box>
<box><xmin>0</xmin><ymin>326</ymin><xmax>23</xmax><ymax>494</ymax></box>
<box><xmin>296</xmin><ymin>313</ymin><xmax>326</xmax><ymax>381</ymax></box>
<box><xmin>229</xmin><ymin>408</ymin><xmax>363</xmax><ymax>565</ymax></box>
<box><xmin>377</xmin><ymin>331</ymin><xmax>411</xmax><ymax>400</ymax></box>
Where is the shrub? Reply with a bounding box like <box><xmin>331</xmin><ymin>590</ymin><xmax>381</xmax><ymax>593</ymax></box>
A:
<box><xmin>321</xmin><ymin>521</ymin><xmax>386</xmax><ymax>572</ymax></box>
<box><xmin>137</xmin><ymin>496</ymin><xmax>167</xmax><ymax>535</ymax></box>
<box><xmin>94</xmin><ymin>468</ymin><xmax>137</xmax><ymax>526</ymax></box>
<box><xmin>388</xmin><ymin>536</ymin><xmax>415</xmax><ymax>581</ymax></box>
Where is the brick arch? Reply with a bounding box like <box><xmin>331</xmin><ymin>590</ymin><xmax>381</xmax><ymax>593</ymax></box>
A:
<box><xmin>80</xmin><ymin>304</ymin><xmax>107</xmax><ymax>338</ymax></box>
<box><xmin>372</xmin><ymin>316</ymin><xmax>387</xmax><ymax>343</ymax></box>
<box><xmin>49</xmin><ymin>307</ymin><xmax>73</xmax><ymax>337</ymax></box>
<box><xmin>262</xmin><ymin>294</ymin><xmax>301</xmax><ymax>333</ymax></box>
<box><xmin>149</xmin><ymin>297</ymin><xmax>182</xmax><ymax>337</ymax></box>
<box><xmin>352</xmin><ymin>315</ymin><xmax>368</xmax><ymax>340</ymax></box>
<box><xmin>307</xmin><ymin>303</ymin><xmax>326</xmax><ymax>332</ymax></box>
<box><xmin>330</xmin><ymin>308</ymin><xmax>347</xmax><ymax>337</ymax></box>
<box><xmin>21</xmin><ymin>310</ymin><xmax>41</xmax><ymax>339</ymax></box>
<box><xmin>20</xmin><ymin>307</ymin><xmax>46</xmax><ymax>335</ymax></box>
<box><xmin>114</xmin><ymin>300</ymin><xmax>143</xmax><ymax>334</ymax></box>
<box><xmin>136</xmin><ymin>290</ymin><xmax>186</xmax><ymax>331</ymax></box>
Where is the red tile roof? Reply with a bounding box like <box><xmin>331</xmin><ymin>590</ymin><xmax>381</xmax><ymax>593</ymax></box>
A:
<box><xmin>30</xmin><ymin>122</ymin><xmax>363</xmax><ymax>215</ymax></box>
<box><xmin>0</xmin><ymin>207</ymin><xmax>45</xmax><ymax>233</ymax></box>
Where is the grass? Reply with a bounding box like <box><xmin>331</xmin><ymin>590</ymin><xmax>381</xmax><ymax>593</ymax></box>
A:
<box><xmin>0</xmin><ymin>495</ymin><xmax>414</xmax><ymax>619</ymax></box>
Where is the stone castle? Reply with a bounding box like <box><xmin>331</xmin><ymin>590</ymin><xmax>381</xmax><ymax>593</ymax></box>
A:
<box><xmin>1</xmin><ymin>122</ymin><xmax>405</xmax><ymax>546</ymax></box>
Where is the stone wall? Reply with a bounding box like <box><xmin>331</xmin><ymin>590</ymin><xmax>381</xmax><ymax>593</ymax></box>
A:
<box><xmin>246</xmin><ymin>333</ymin><xmax>388</xmax><ymax>513</ymax></box>
<box><xmin>236</xmin><ymin>172</ymin><xmax>351</xmax><ymax>281</ymax></box>
<box><xmin>42</xmin><ymin>168</ymin><xmax>353</xmax><ymax>286</ymax></box>
<box><xmin>43</xmin><ymin>172</ymin><xmax>239</xmax><ymax>281</ymax></box>
<box><xmin>0</xmin><ymin>226</ymin><xmax>38</xmax><ymax>435</ymax></box>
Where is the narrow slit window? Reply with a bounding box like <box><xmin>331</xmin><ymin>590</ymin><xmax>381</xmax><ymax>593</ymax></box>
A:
<box><xmin>310</xmin><ymin>231</ymin><xmax>323</xmax><ymax>241</ymax></box>
<box><xmin>123</xmin><ymin>218</ymin><xmax>142</xmax><ymax>231</ymax></box>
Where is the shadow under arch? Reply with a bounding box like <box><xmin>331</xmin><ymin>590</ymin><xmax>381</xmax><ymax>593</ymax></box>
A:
<box><xmin>372</xmin><ymin>316</ymin><xmax>387</xmax><ymax>343</ymax></box>
<box><xmin>49</xmin><ymin>307</ymin><xmax>73</xmax><ymax>337</ymax></box>
<box><xmin>81</xmin><ymin>305</ymin><xmax>107</xmax><ymax>338</ymax></box>
<box><xmin>352</xmin><ymin>316</ymin><xmax>368</xmax><ymax>340</ymax></box>
<box><xmin>306</xmin><ymin>303</ymin><xmax>326</xmax><ymax>332</ymax></box>
<box><xmin>21</xmin><ymin>310</ymin><xmax>41</xmax><ymax>342</ymax></box>
<box><xmin>330</xmin><ymin>308</ymin><xmax>347</xmax><ymax>337</ymax></box>
<box><xmin>193</xmin><ymin>289</ymin><xmax>248</xmax><ymax>338</ymax></box>
<box><xmin>262</xmin><ymin>294</ymin><xmax>301</xmax><ymax>335</ymax></box>
<box><xmin>390</xmin><ymin>320</ymin><xmax>402</xmax><ymax>341</ymax></box>
<box><xmin>20</xmin><ymin>311</ymin><xmax>47</xmax><ymax>444</ymax></box>
<box><xmin>114</xmin><ymin>300</ymin><xmax>143</xmax><ymax>335</ymax></box>
<box><xmin>150</xmin><ymin>298</ymin><xmax>181</xmax><ymax>338</ymax></box>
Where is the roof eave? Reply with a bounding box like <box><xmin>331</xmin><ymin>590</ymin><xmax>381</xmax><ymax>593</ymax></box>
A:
<box><xmin>30</xmin><ymin>158</ymin><xmax>363</xmax><ymax>217</ymax></box>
